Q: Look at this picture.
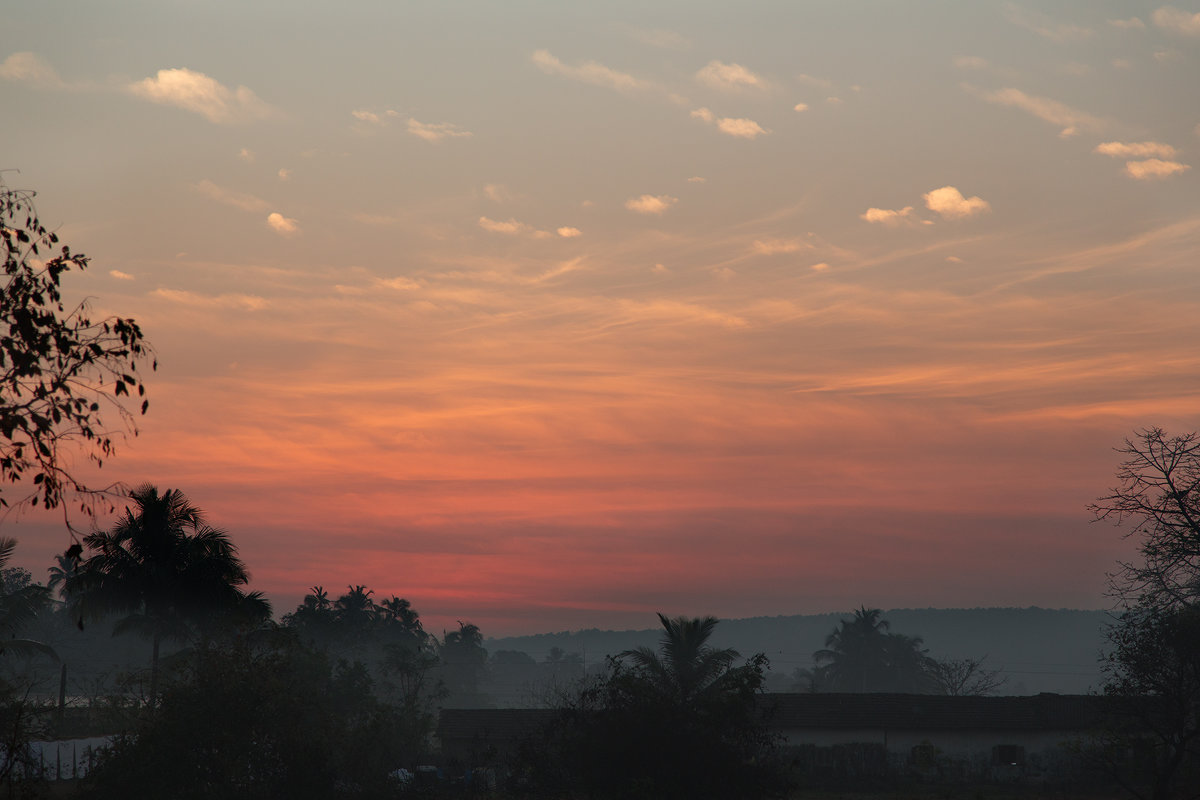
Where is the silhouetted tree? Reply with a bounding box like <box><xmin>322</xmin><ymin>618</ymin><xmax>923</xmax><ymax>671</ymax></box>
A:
<box><xmin>518</xmin><ymin>614</ymin><xmax>790</xmax><ymax>800</ymax></box>
<box><xmin>0</xmin><ymin>181</ymin><xmax>152</xmax><ymax>519</ymax></box>
<box><xmin>926</xmin><ymin>656</ymin><xmax>1007</xmax><ymax>696</ymax></box>
<box><xmin>80</xmin><ymin>634</ymin><xmax>415</xmax><ymax>800</ymax></box>
<box><xmin>0</xmin><ymin>537</ymin><xmax>54</xmax><ymax>661</ymax></box>
<box><xmin>1090</xmin><ymin>428</ymin><xmax>1200</xmax><ymax>611</ymax></box>
<box><xmin>1095</xmin><ymin>604</ymin><xmax>1200</xmax><ymax>800</ymax></box>
<box><xmin>812</xmin><ymin>607</ymin><xmax>935</xmax><ymax>693</ymax></box>
<box><xmin>68</xmin><ymin>485</ymin><xmax>269</xmax><ymax>704</ymax></box>
<box><xmin>439</xmin><ymin>621</ymin><xmax>488</xmax><ymax>707</ymax></box>
<box><xmin>619</xmin><ymin>613</ymin><xmax>741</xmax><ymax>704</ymax></box>
<box><xmin>1091</xmin><ymin>429</ymin><xmax>1200</xmax><ymax>799</ymax></box>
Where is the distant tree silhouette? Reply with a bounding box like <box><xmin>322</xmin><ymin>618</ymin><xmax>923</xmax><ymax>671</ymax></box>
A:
<box><xmin>68</xmin><ymin>485</ymin><xmax>269</xmax><ymax>704</ymax></box>
<box><xmin>0</xmin><ymin>181</ymin><xmax>152</xmax><ymax>519</ymax></box>
<box><xmin>926</xmin><ymin>656</ymin><xmax>1007</xmax><ymax>696</ymax></box>
<box><xmin>439</xmin><ymin>621</ymin><xmax>488</xmax><ymax>707</ymax></box>
<box><xmin>811</xmin><ymin>607</ymin><xmax>936</xmax><ymax>693</ymax></box>
<box><xmin>0</xmin><ymin>537</ymin><xmax>54</xmax><ymax>660</ymax></box>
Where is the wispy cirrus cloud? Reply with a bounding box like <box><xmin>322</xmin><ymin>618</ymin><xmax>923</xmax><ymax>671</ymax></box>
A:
<box><xmin>1003</xmin><ymin>5</ymin><xmax>1093</xmax><ymax>42</ymax></box>
<box><xmin>1094</xmin><ymin>141</ymin><xmax>1178</xmax><ymax>158</ymax></box>
<box><xmin>1153</xmin><ymin>6</ymin><xmax>1200</xmax><ymax>36</ymax></box>
<box><xmin>0</xmin><ymin>52</ymin><xmax>66</xmax><ymax>89</ymax></box>
<box><xmin>128</xmin><ymin>68</ymin><xmax>276</xmax><ymax>124</ymax></box>
<box><xmin>861</xmin><ymin>206</ymin><xmax>919</xmax><ymax>226</ymax></box>
<box><xmin>195</xmin><ymin>179</ymin><xmax>270</xmax><ymax>212</ymax></box>
<box><xmin>695</xmin><ymin>60</ymin><xmax>766</xmax><ymax>91</ymax></box>
<box><xmin>751</xmin><ymin>239</ymin><xmax>807</xmax><ymax>255</ymax></box>
<box><xmin>1124</xmin><ymin>159</ymin><xmax>1191</xmax><ymax>180</ymax></box>
<box><xmin>1108</xmin><ymin>17</ymin><xmax>1146</xmax><ymax>30</ymax></box>
<box><xmin>531</xmin><ymin>49</ymin><xmax>652</xmax><ymax>93</ymax></box>
<box><xmin>152</xmin><ymin>288</ymin><xmax>269</xmax><ymax>310</ymax></box>
<box><xmin>969</xmin><ymin>85</ymin><xmax>1104</xmax><ymax>137</ymax></box>
<box><xmin>407</xmin><ymin>119</ymin><xmax>472</xmax><ymax>142</ymax></box>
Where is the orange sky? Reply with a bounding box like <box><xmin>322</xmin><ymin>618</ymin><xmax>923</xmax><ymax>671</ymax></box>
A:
<box><xmin>3</xmin><ymin>1</ymin><xmax>1198</xmax><ymax>635</ymax></box>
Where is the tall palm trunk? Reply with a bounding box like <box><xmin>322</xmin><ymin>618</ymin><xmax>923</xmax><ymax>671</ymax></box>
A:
<box><xmin>150</xmin><ymin>632</ymin><xmax>160</xmax><ymax>709</ymax></box>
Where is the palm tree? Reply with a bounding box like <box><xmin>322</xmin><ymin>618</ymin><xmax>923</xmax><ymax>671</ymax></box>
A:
<box><xmin>620</xmin><ymin>613</ymin><xmax>740</xmax><ymax>703</ymax></box>
<box><xmin>813</xmin><ymin>607</ymin><xmax>933</xmax><ymax>693</ymax></box>
<box><xmin>69</xmin><ymin>485</ymin><xmax>269</xmax><ymax>704</ymax></box>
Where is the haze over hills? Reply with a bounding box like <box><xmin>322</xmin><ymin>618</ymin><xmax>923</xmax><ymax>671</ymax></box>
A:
<box><xmin>486</xmin><ymin>607</ymin><xmax>1112</xmax><ymax>696</ymax></box>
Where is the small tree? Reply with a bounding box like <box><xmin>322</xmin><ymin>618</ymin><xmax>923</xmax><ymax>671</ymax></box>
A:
<box><xmin>0</xmin><ymin>182</ymin><xmax>153</xmax><ymax>522</ymax></box>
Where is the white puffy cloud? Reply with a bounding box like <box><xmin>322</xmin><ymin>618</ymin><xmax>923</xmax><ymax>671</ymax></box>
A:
<box><xmin>556</xmin><ymin>227</ymin><xmax>582</xmax><ymax>238</ymax></box>
<box><xmin>810</xmin><ymin>262</ymin><xmax>830</xmax><ymax>271</ymax></box>
<box><xmin>109</xmin><ymin>270</ymin><xmax>134</xmax><ymax>280</ymax></box>
<box><xmin>483</xmin><ymin>184</ymin><xmax>515</xmax><ymax>203</ymax></box>
<box><xmin>278</xmin><ymin>168</ymin><xmax>290</xmax><ymax>181</ymax></box>
<box><xmin>687</xmin><ymin>176</ymin><xmax>707</xmax><ymax>183</ymax></box>
<box><xmin>1153</xmin><ymin>6</ymin><xmax>1200</xmax><ymax>35</ymax></box>
<box><xmin>860</xmin><ymin>206</ymin><xmax>916</xmax><ymax>226</ymax></box>
<box><xmin>407</xmin><ymin>119</ymin><xmax>472</xmax><ymax>142</ymax></box>
<box><xmin>625</xmin><ymin>194</ymin><xmax>678</xmax><ymax>215</ymax></box>
<box><xmin>479</xmin><ymin>216</ymin><xmax>529</xmax><ymax>234</ymax></box>
<box><xmin>923</xmin><ymin>186</ymin><xmax>991</xmax><ymax>219</ymax></box>
<box><xmin>238</xmin><ymin>148</ymin><xmax>254</xmax><ymax>162</ymax></box>
<box><xmin>716</xmin><ymin>117</ymin><xmax>768</xmax><ymax>139</ymax></box>
<box><xmin>825</xmin><ymin>96</ymin><xmax>843</xmax><ymax>105</ymax></box>
<box><xmin>531</xmin><ymin>49</ymin><xmax>651</xmax><ymax>92</ymax></box>
<box><xmin>1094</xmin><ymin>141</ymin><xmax>1178</xmax><ymax>158</ymax></box>
<box><xmin>128</xmin><ymin>68</ymin><xmax>275</xmax><ymax>124</ymax></box>
<box><xmin>266</xmin><ymin>212</ymin><xmax>300</xmax><ymax>235</ymax></box>
<box><xmin>195</xmin><ymin>180</ymin><xmax>270</xmax><ymax>212</ymax></box>
<box><xmin>1109</xmin><ymin>17</ymin><xmax>1146</xmax><ymax>29</ymax></box>
<box><xmin>690</xmin><ymin>107</ymin><xmax>715</xmax><ymax>122</ymax></box>
<box><xmin>1124</xmin><ymin>159</ymin><xmax>1191</xmax><ymax>180</ymax></box>
<box><xmin>0</xmin><ymin>52</ymin><xmax>64</xmax><ymax>88</ymax></box>
<box><xmin>793</xmin><ymin>102</ymin><xmax>809</xmax><ymax>112</ymax></box>
<box><xmin>695</xmin><ymin>60</ymin><xmax>765</xmax><ymax>91</ymax></box>
<box><xmin>972</xmin><ymin>86</ymin><xmax>1103</xmax><ymax>137</ymax></box>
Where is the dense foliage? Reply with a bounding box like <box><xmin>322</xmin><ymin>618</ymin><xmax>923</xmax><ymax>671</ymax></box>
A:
<box><xmin>79</xmin><ymin>636</ymin><xmax>413</xmax><ymax>800</ymax></box>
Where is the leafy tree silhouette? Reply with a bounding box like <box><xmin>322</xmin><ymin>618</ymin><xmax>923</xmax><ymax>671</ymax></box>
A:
<box><xmin>0</xmin><ymin>181</ymin><xmax>152</xmax><ymax>522</ymax></box>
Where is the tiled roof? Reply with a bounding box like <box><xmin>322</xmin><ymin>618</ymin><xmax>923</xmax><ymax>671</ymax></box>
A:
<box><xmin>763</xmin><ymin>693</ymin><xmax>1107</xmax><ymax>731</ymax></box>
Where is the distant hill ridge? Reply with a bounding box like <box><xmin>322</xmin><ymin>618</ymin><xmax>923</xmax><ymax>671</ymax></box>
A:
<box><xmin>485</xmin><ymin>607</ymin><xmax>1112</xmax><ymax>696</ymax></box>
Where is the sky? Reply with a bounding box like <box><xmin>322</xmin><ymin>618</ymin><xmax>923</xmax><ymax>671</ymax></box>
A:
<box><xmin>2</xmin><ymin>1</ymin><xmax>1199</xmax><ymax>637</ymax></box>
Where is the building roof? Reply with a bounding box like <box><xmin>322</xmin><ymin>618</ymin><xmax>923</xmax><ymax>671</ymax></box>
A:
<box><xmin>763</xmin><ymin>693</ymin><xmax>1107</xmax><ymax>732</ymax></box>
